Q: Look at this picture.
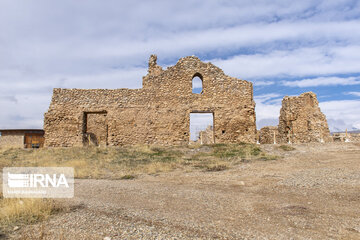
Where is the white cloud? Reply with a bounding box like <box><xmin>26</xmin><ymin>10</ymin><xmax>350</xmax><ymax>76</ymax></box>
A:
<box><xmin>255</xmin><ymin>103</ymin><xmax>281</xmax><ymax>129</ymax></box>
<box><xmin>254</xmin><ymin>93</ymin><xmax>281</xmax><ymax>103</ymax></box>
<box><xmin>213</xmin><ymin>46</ymin><xmax>360</xmax><ymax>79</ymax></box>
<box><xmin>0</xmin><ymin>93</ymin><xmax>51</xmax><ymax>129</ymax></box>
<box><xmin>0</xmin><ymin>68</ymin><xmax>147</xmax><ymax>128</ymax></box>
<box><xmin>347</xmin><ymin>91</ymin><xmax>360</xmax><ymax>97</ymax></box>
<box><xmin>0</xmin><ymin>1</ymin><xmax>360</xmax><ymax>129</ymax></box>
<box><xmin>253</xmin><ymin>81</ymin><xmax>275</xmax><ymax>86</ymax></box>
<box><xmin>320</xmin><ymin>100</ymin><xmax>360</xmax><ymax>131</ymax></box>
<box><xmin>282</xmin><ymin>76</ymin><xmax>360</xmax><ymax>87</ymax></box>
<box><xmin>0</xmin><ymin>68</ymin><xmax>146</xmax><ymax>93</ymax></box>
<box><xmin>255</xmin><ymin>94</ymin><xmax>282</xmax><ymax>129</ymax></box>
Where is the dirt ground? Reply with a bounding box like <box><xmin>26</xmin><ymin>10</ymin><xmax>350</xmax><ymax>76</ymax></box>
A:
<box><xmin>9</xmin><ymin>143</ymin><xmax>360</xmax><ymax>239</ymax></box>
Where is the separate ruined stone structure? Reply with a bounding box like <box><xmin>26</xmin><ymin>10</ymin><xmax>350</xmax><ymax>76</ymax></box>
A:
<box><xmin>44</xmin><ymin>55</ymin><xmax>256</xmax><ymax>147</ymax></box>
<box><xmin>278</xmin><ymin>92</ymin><xmax>332</xmax><ymax>144</ymax></box>
<box><xmin>258</xmin><ymin>126</ymin><xmax>279</xmax><ymax>144</ymax></box>
<box><xmin>348</xmin><ymin>133</ymin><xmax>360</xmax><ymax>142</ymax></box>
<box><xmin>332</xmin><ymin>132</ymin><xmax>360</xmax><ymax>142</ymax></box>
<box><xmin>198</xmin><ymin>125</ymin><xmax>214</xmax><ymax>145</ymax></box>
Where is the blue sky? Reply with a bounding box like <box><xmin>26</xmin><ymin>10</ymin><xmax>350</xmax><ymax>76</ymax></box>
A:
<box><xmin>0</xmin><ymin>0</ymin><xmax>359</xmax><ymax>132</ymax></box>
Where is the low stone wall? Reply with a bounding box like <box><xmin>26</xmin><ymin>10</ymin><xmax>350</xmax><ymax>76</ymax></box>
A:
<box><xmin>333</xmin><ymin>133</ymin><xmax>360</xmax><ymax>142</ymax></box>
<box><xmin>259</xmin><ymin>126</ymin><xmax>279</xmax><ymax>144</ymax></box>
<box><xmin>351</xmin><ymin>133</ymin><xmax>360</xmax><ymax>142</ymax></box>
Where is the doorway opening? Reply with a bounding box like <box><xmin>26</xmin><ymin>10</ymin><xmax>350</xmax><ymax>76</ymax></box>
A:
<box><xmin>83</xmin><ymin>112</ymin><xmax>108</xmax><ymax>147</ymax></box>
<box><xmin>24</xmin><ymin>133</ymin><xmax>44</xmax><ymax>148</ymax></box>
<box><xmin>189</xmin><ymin>112</ymin><xmax>214</xmax><ymax>144</ymax></box>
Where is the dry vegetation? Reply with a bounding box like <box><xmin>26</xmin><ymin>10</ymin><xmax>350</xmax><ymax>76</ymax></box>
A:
<box><xmin>278</xmin><ymin>144</ymin><xmax>296</xmax><ymax>151</ymax></box>
<box><xmin>0</xmin><ymin>192</ymin><xmax>66</xmax><ymax>235</ymax></box>
<box><xmin>0</xmin><ymin>143</ymin><xmax>276</xmax><ymax>236</ymax></box>
<box><xmin>1</xmin><ymin>143</ymin><xmax>360</xmax><ymax>239</ymax></box>
<box><xmin>0</xmin><ymin>143</ymin><xmax>277</xmax><ymax>179</ymax></box>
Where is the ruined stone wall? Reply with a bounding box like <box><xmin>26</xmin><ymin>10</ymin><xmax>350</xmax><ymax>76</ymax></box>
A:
<box><xmin>0</xmin><ymin>133</ymin><xmax>24</xmax><ymax>148</ymax></box>
<box><xmin>351</xmin><ymin>133</ymin><xmax>360</xmax><ymax>142</ymax></box>
<box><xmin>44</xmin><ymin>55</ymin><xmax>256</xmax><ymax>147</ymax></box>
<box><xmin>84</xmin><ymin>112</ymin><xmax>108</xmax><ymax>147</ymax></box>
<box><xmin>333</xmin><ymin>133</ymin><xmax>360</xmax><ymax>142</ymax></box>
<box><xmin>332</xmin><ymin>133</ymin><xmax>348</xmax><ymax>142</ymax></box>
<box><xmin>259</xmin><ymin>126</ymin><xmax>279</xmax><ymax>144</ymax></box>
<box><xmin>199</xmin><ymin>125</ymin><xmax>214</xmax><ymax>144</ymax></box>
<box><xmin>278</xmin><ymin>92</ymin><xmax>332</xmax><ymax>144</ymax></box>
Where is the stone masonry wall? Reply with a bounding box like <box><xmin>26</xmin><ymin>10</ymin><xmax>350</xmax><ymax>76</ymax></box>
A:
<box><xmin>259</xmin><ymin>126</ymin><xmax>279</xmax><ymax>144</ymax></box>
<box><xmin>198</xmin><ymin>125</ymin><xmax>214</xmax><ymax>144</ymax></box>
<box><xmin>278</xmin><ymin>92</ymin><xmax>332</xmax><ymax>144</ymax></box>
<box><xmin>44</xmin><ymin>55</ymin><xmax>257</xmax><ymax>146</ymax></box>
<box><xmin>333</xmin><ymin>133</ymin><xmax>360</xmax><ymax>142</ymax></box>
<box><xmin>84</xmin><ymin>112</ymin><xmax>108</xmax><ymax>147</ymax></box>
<box><xmin>351</xmin><ymin>133</ymin><xmax>360</xmax><ymax>142</ymax></box>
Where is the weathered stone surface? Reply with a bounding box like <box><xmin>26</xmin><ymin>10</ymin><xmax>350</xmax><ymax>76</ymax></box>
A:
<box><xmin>350</xmin><ymin>133</ymin><xmax>360</xmax><ymax>142</ymax></box>
<box><xmin>84</xmin><ymin>112</ymin><xmax>108</xmax><ymax>147</ymax></box>
<box><xmin>0</xmin><ymin>133</ymin><xmax>24</xmax><ymax>148</ymax></box>
<box><xmin>259</xmin><ymin>126</ymin><xmax>279</xmax><ymax>144</ymax></box>
<box><xmin>44</xmin><ymin>55</ymin><xmax>257</xmax><ymax>147</ymax></box>
<box><xmin>332</xmin><ymin>132</ymin><xmax>360</xmax><ymax>142</ymax></box>
<box><xmin>198</xmin><ymin>125</ymin><xmax>214</xmax><ymax>144</ymax></box>
<box><xmin>278</xmin><ymin>92</ymin><xmax>332</xmax><ymax>144</ymax></box>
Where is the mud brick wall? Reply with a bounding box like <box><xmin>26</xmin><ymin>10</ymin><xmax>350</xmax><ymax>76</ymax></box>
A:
<box><xmin>259</xmin><ymin>126</ymin><xmax>279</xmax><ymax>144</ymax></box>
<box><xmin>0</xmin><ymin>133</ymin><xmax>24</xmax><ymax>148</ymax></box>
<box><xmin>278</xmin><ymin>92</ymin><xmax>332</xmax><ymax>144</ymax></box>
<box><xmin>44</xmin><ymin>55</ymin><xmax>257</xmax><ymax>147</ymax></box>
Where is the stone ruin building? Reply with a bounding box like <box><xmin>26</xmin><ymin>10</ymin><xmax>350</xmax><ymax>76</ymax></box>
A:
<box><xmin>278</xmin><ymin>92</ymin><xmax>332</xmax><ymax>143</ymax></box>
<box><xmin>43</xmin><ymin>54</ymin><xmax>335</xmax><ymax>147</ymax></box>
<box><xmin>258</xmin><ymin>126</ymin><xmax>279</xmax><ymax>144</ymax></box>
<box><xmin>332</xmin><ymin>131</ymin><xmax>360</xmax><ymax>142</ymax></box>
<box><xmin>44</xmin><ymin>55</ymin><xmax>257</xmax><ymax>147</ymax></box>
<box><xmin>260</xmin><ymin>92</ymin><xmax>332</xmax><ymax>144</ymax></box>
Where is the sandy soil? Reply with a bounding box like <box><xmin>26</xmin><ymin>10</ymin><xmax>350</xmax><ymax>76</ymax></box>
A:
<box><xmin>10</xmin><ymin>143</ymin><xmax>360</xmax><ymax>239</ymax></box>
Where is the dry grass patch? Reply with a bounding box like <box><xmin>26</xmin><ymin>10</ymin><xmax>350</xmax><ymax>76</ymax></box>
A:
<box><xmin>278</xmin><ymin>145</ymin><xmax>296</xmax><ymax>151</ymax></box>
<box><xmin>120</xmin><ymin>174</ymin><xmax>136</xmax><ymax>180</ymax></box>
<box><xmin>0</xmin><ymin>144</ymin><xmax>277</xmax><ymax>179</ymax></box>
<box><xmin>0</xmin><ymin>192</ymin><xmax>66</xmax><ymax>233</ymax></box>
<box><xmin>205</xmin><ymin>164</ymin><xmax>229</xmax><ymax>172</ymax></box>
<box><xmin>0</xmin><ymin>144</ymin><xmax>277</xmax><ymax>235</ymax></box>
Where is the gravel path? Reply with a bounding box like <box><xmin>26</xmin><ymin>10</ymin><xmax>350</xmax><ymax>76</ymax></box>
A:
<box><xmin>10</xmin><ymin>143</ymin><xmax>360</xmax><ymax>239</ymax></box>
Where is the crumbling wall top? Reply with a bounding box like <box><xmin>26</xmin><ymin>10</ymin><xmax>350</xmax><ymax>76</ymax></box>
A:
<box><xmin>148</xmin><ymin>54</ymin><xmax>163</xmax><ymax>76</ymax></box>
<box><xmin>282</xmin><ymin>92</ymin><xmax>318</xmax><ymax>107</ymax></box>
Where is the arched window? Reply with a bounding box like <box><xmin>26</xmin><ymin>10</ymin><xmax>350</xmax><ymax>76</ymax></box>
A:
<box><xmin>192</xmin><ymin>74</ymin><xmax>203</xmax><ymax>94</ymax></box>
